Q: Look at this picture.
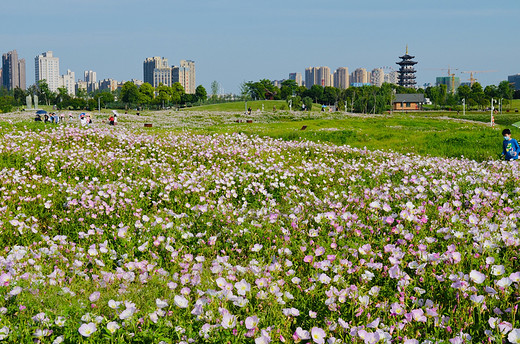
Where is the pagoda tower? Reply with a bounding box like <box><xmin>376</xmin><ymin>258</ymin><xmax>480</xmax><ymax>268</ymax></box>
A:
<box><xmin>396</xmin><ymin>46</ymin><xmax>417</xmax><ymax>88</ymax></box>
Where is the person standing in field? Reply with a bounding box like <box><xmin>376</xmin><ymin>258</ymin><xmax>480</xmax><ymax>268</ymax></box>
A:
<box><xmin>502</xmin><ymin>128</ymin><xmax>519</xmax><ymax>161</ymax></box>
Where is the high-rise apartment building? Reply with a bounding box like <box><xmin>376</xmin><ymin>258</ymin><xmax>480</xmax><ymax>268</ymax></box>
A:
<box><xmin>351</xmin><ymin>68</ymin><xmax>369</xmax><ymax>85</ymax></box>
<box><xmin>179</xmin><ymin>60</ymin><xmax>195</xmax><ymax>94</ymax></box>
<box><xmin>2</xmin><ymin>50</ymin><xmax>26</xmax><ymax>90</ymax></box>
<box><xmin>143</xmin><ymin>57</ymin><xmax>170</xmax><ymax>87</ymax></box>
<box><xmin>83</xmin><ymin>70</ymin><xmax>98</xmax><ymax>93</ymax></box>
<box><xmin>35</xmin><ymin>51</ymin><xmax>60</xmax><ymax>92</ymax></box>
<box><xmin>154</xmin><ymin>67</ymin><xmax>172</xmax><ymax>87</ymax></box>
<box><xmin>172</xmin><ymin>66</ymin><xmax>188</xmax><ymax>91</ymax></box>
<box><xmin>58</xmin><ymin>69</ymin><xmax>75</xmax><ymax>96</ymax></box>
<box><xmin>371</xmin><ymin>68</ymin><xmax>384</xmax><ymax>87</ymax></box>
<box><xmin>99</xmin><ymin>79</ymin><xmax>118</xmax><ymax>92</ymax></box>
<box><xmin>384</xmin><ymin>71</ymin><xmax>399</xmax><ymax>85</ymax></box>
<box><xmin>333</xmin><ymin>67</ymin><xmax>349</xmax><ymax>89</ymax></box>
<box><xmin>289</xmin><ymin>73</ymin><xmax>303</xmax><ymax>86</ymax></box>
<box><xmin>305</xmin><ymin>67</ymin><xmax>331</xmax><ymax>88</ymax></box>
<box><xmin>305</xmin><ymin>67</ymin><xmax>317</xmax><ymax>89</ymax></box>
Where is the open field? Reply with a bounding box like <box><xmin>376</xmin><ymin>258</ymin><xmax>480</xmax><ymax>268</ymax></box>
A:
<box><xmin>1</xmin><ymin>106</ymin><xmax>517</xmax><ymax>162</ymax></box>
<box><xmin>0</xmin><ymin>120</ymin><xmax>518</xmax><ymax>342</ymax></box>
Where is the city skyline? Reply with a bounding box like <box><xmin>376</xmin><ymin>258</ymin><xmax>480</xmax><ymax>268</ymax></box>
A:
<box><xmin>1</xmin><ymin>0</ymin><xmax>519</xmax><ymax>94</ymax></box>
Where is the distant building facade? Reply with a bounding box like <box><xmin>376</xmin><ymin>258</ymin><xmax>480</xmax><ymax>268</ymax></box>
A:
<box><xmin>351</xmin><ymin>68</ymin><xmax>368</xmax><ymax>85</ymax></box>
<box><xmin>333</xmin><ymin>67</ymin><xmax>349</xmax><ymax>89</ymax></box>
<box><xmin>35</xmin><ymin>51</ymin><xmax>60</xmax><ymax>92</ymax></box>
<box><xmin>371</xmin><ymin>68</ymin><xmax>384</xmax><ymax>87</ymax></box>
<box><xmin>143</xmin><ymin>57</ymin><xmax>170</xmax><ymax>87</ymax></box>
<box><xmin>305</xmin><ymin>66</ymin><xmax>331</xmax><ymax>88</ymax></box>
<box><xmin>84</xmin><ymin>70</ymin><xmax>98</xmax><ymax>93</ymax></box>
<box><xmin>384</xmin><ymin>71</ymin><xmax>399</xmax><ymax>85</ymax></box>
<box><xmin>508</xmin><ymin>74</ymin><xmax>520</xmax><ymax>90</ymax></box>
<box><xmin>99</xmin><ymin>78</ymin><xmax>118</xmax><ymax>92</ymax></box>
<box><xmin>2</xmin><ymin>50</ymin><xmax>26</xmax><ymax>90</ymax></box>
<box><xmin>436</xmin><ymin>76</ymin><xmax>460</xmax><ymax>94</ymax></box>
<box><xmin>179</xmin><ymin>60</ymin><xmax>195</xmax><ymax>94</ymax></box>
<box><xmin>58</xmin><ymin>69</ymin><xmax>75</xmax><ymax>95</ymax></box>
<box><xmin>289</xmin><ymin>72</ymin><xmax>303</xmax><ymax>86</ymax></box>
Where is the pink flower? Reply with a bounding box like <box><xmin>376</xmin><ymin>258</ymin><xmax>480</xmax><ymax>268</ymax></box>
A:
<box><xmin>304</xmin><ymin>255</ymin><xmax>313</xmax><ymax>263</ymax></box>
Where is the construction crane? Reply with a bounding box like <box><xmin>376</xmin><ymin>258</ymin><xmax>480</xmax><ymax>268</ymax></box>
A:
<box><xmin>460</xmin><ymin>70</ymin><xmax>498</xmax><ymax>86</ymax></box>
<box><xmin>445</xmin><ymin>67</ymin><xmax>458</xmax><ymax>95</ymax></box>
<box><xmin>424</xmin><ymin>66</ymin><xmax>459</xmax><ymax>94</ymax></box>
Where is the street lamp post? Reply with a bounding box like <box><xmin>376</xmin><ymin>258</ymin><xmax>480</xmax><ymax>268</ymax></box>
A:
<box><xmin>462</xmin><ymin>98</ymin><xmax>465</xmax><ymax>116</ymax></box>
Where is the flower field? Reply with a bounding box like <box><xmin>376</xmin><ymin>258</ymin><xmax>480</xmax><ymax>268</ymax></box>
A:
<box><xmin>0</xmin><ymin>124</ymin><xmax>519</xmax><ymax>343</ymax></box>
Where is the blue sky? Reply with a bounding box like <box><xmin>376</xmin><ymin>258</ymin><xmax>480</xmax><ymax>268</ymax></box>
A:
<box><xmin>1</xmin><ymin>0</ymin><xmax>519</xmax><ymax>93</ymax></box>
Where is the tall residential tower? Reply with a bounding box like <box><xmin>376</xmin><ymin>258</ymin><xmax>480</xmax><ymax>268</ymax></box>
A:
<box><xmin>2</xmin><ymin>50</ymin><xmax>26</xmax><ymax>90</ymax></box>
<box><xmin>35</xmin><ymin>51</ymin><xmax>60</xmax><ymax>92</ymax></box>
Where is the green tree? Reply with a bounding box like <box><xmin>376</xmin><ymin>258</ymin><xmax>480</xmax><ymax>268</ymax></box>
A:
<box><xmin>211</xmin><ymin>81</ymin><xmax>219</xmax><ymax>99</ymax></box>
<box><xmin>309</xmin><ymin>85</ymin><xmax>324</xmax><ymax>103</ymax></box>
<box><xmin>37</xmin><ymin>79</ymin><xmax>54</xmax><ymax>106</ymax></box>
<box><xmin>484</xmin><ymin>85</ymin><xmax>498</xmax><ymax>100</ymax></box>
<box><xmin>286</xmin><ymin>95</ymin><xmax>302</xmax><ymax>110</ymax></box>
<box><xmin>120</xmin><ymin>82</ymin><xmax>139</xmax><ymax>105</ymax></box>
<box><xmin>156</xmin><ymin>84</ymin><xmax>172</xmax><ymax>107</ymax></box>
<box><xmin>138</xmin><ymin>83</ymin><xmax>154</xmax><ymax>105</ymax></box>
<box><xmin>171</xmin><ymin>82</ymin><xmax>185</xmax><ymax>105</ymax></box>
<box><xmin>456</xmin><ymin>84</ymin><xmax>471</xmax><ymax>103</ymax></box>
<box><xmin>322</xmin><ymin>86</ymin><xmax>339</xmax><ymax>104</ymax></box>
<box><xmin>195</xmin><ymin>85</ymin><xmax>207</xmax><ymax>102</ymax></box>
<box><xmin>94</xmin><ymin>91</ymin><xmax>115</xmax><ymax>108</ymax></box>
<box><xmin>470</xmin><ymin>82</ymin><xmax>485</xmax><ymax>110</ymax></box>
<box><xmin>302</xmin><ymin>96</ymin><xmax>313</xmax><ymax>111</ymax></box>
<box><xmin>280</xmin><ymin>80</ymin><xmax>298</xmax><ymax>100</ymax></box>
<box><xmin>13</xmin><ymin>87</ymin><xmax>26</xmax><ymax>106</ymax></box>
<box><xmin>498</xmin><ymin>80</ymin><xmax>514</xmax><ymax>108</ymax></box>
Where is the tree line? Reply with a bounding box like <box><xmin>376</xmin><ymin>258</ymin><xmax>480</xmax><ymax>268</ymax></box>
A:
<box><xmin>0</xmin><ymin>80</ymin><xmax>209</xmax><ymax>113</ymax></box>
<box><xmin>242</xmin><ymin>79</ymin><xmax>519</xmax><ymax>113</ymax></box>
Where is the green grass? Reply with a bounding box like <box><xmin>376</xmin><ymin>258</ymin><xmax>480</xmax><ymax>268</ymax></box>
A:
<box><xmin>182</xmin><ymin>100</ymin><xmax>288</xmax><ymax>112</ymax></box>
<box><xmin>191</xmin><ymin>113</ymin><xmax>507</xmax><ymax>162</ymax></box>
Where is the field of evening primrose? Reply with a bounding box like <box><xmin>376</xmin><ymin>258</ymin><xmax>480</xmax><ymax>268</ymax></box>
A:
<box><xmin>0</xmin><ymin>118</ymin><xmax>519</xmax><ymax>343</ymax></box>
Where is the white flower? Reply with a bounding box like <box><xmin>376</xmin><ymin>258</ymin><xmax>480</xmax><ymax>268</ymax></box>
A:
<box><xmin>221</xmin><ymin>312</ymin><xmax>236</xmax><ymax>329</ymax></box>
<box><xmin>78</xmin><ymin>322</ymin><xmax>97</xmax><ymax>337</ymax></box>
<box><xmin>318</xmin><ymin>273</ymin><xmax>331</xmax><ymax>284</ymax></box>
<box><xmin>508</xmin><ymin>329</ymin><xmax>520</xmax><ymax>344</ymax></box>
<box><xmin>251</xmin><ymin>244</ymin><xmax>263</xmax><ymax>252</ymax></box>
<box><xmin>174</xmin><ymin>295</ymin><xmax>189</xmax><ymax>308</ymax></box>
<box><xmin>235</xmin><ymin>279</ymin><xmax>251</xmax><ymax>296</ymax></box>
<box><xmin>89</xmin><ymin>291</ymin><xmax>100</xmax><ymax>302</ymax></box>
<box><xmin>156</xmin><ymin>298</ymin><xmax>169</xmax><ymax>309</ymax></box>
<box><xmin>108</xmin><ymin>300</ymin><xmax>121</xmax><ymax>309</ymax></box>
<box><xmin>119</xmin><ymin>307</ymin><xmax>135</xmax><ymax>320</ymax></box>
<box><xmin>469</xmin><ymin>270</ymin><xmax>486</xmax><ymax>284</ymax></box>
<box><xmin>52</xmin><ymin>335</ymin><xmax>64</xmax><ymax>344</ymax></box>
<box><xmin>0</xmin><ymin>326</ymin><xmax>8</xmax><ymax>340</ymax></box>
<box><xmin>55</xmin><ymin>316</ymin><xmax>66</xmax><ymax>327</ymax></box>
<box><xmin>491</xmin><ymin>265</ymin><xmax>505</xmax><ymax>276</ymax></box>
<box><xmin>106</xmin><ymin>321</ymin><xmax>120</xmax><ymax>334</ymax></box>
<box><xmin>358</xmin><ymin>295</ymin><xmax>370</xmax><ymax>307</ymax></box>
<box><xmin>496</xmin><ymin>277</ymin><xmax>512</xmax><ymax>288</ymax></box>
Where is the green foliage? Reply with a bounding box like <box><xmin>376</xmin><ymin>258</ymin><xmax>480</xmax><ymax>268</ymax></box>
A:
<box><xmin>195</xmin><ymin>85</ymin><xmax>207</xmax><ymax>102</ymax></box>
<box><xmin>138</xmin><ymin>83</ymin><xmax>154</xmax><ymax>105</ymax></box>
<box><xmin>302</xmin><ymin>96</ymin><xmax>313</xmax><ymax>111</ymax></box>
<box><xmin>120</xmin><ymin>81</ymin><xmax>139</xmax><ymax>104</ymax></box>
